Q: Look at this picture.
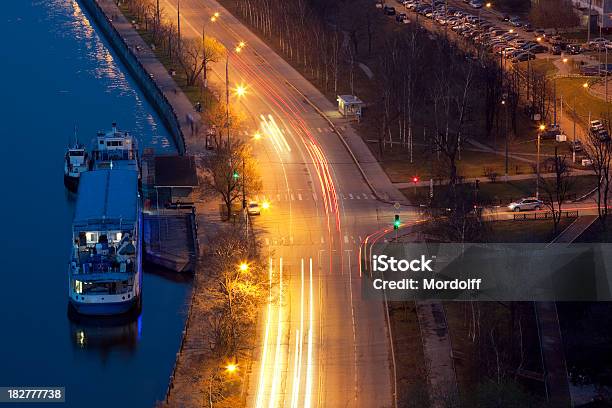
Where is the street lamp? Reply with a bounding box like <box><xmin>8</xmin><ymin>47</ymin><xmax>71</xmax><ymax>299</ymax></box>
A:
<box><xmin>253</xmin><ymin>132</ymin><xmax>262</xmax><ymax>141</ymax></box>
<box><xmin>225</xmin><ymin>363</ymin><xmax>238</xmax><ymax>373</ymax></box>
<box><xmin>261</xmin><ymin>200</ymin><xmax>270</xmax><ymax>210</ymax></box>
<box><xmin>583</xmin><ymin>81</ymin><xmax>589</xmax><ymax>89</ymax></box>
<box><xmin>239</xmin><ymin>262</ymin><xmax>249</xmax><ymax>272</ymax></box>
<box><xmin>536</xmin><ymin>124</ymin><xmax>545</xmax><ymax>199</ymax></box>
<box><xmin>234</xmin><ymin>84</ymin><xmax>247</xmax><ymax>97</ymax></box>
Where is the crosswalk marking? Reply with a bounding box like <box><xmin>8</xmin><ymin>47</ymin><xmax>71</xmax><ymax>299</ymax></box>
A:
<box><xmin>344</xmin><ymin>235</ymin><xmax>349</xmax><ymax>244</ymax></box>
<box><xmin>349</xmin><ymin>194</ymin><xmax>354</xmax><ymax>199</ymax></box>
<box><xmin>291</xmin><ymin>194</ymin><xmax>295</xmax><ymax>201</ymax></box>
<box><xmin>298</xmin><ymin>193</ymin><xmax>302</xmax><ymax>200</ymax></box>
<box><xmin>313</xmin><ymin>193</ymin><xmax>317</xmax><ymax>201</ymax></box>
<box><xmin>265</xmin><ymin>238</ymin><xmax>270</xmax><ymax>246</ymax></box>
<box><xmin>321</xmin><ymin>236</ymin><xmax>325</xmax><ymax>244</ymax></box>
<box><xmin>317</xmin><ymin>128</ymin><xmax>322</xmax><ymax>133</ymax></box>
<box><xmin>362</xmin><ymin>193</ymin><xmax>368</xmax><ymax>199</ymax></box>
<box><xmin>370</xmin><ymin>194</ymin><xmax>376</xmax><ymax>199</ymax></box>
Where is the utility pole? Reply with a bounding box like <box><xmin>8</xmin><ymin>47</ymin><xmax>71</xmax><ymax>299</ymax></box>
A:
<box><xmin>573</xmin><ymin>95</ymin><xmax>577</xmax><ymax>163</ymax></box>
<box><xmin>201</xmin><ymin>23</ymin><xmax>206</xmax><ymax>99</ymax></box>
<box><xmin>177</xmin><ymin>0</ymin><xmax>181</xmax><ymax>53</ymax></box>
<box><xmin>587</xmin><ymin>0</ymin><xmax>593</xmax><ymax>44</ymax></box>
<box><xmin>553</xmin><ymin>80</ymin><xmax>557</xmax><ymax>127</ymax></box>
<box><xmin>226</xmin><ymin>53</ymin><xmax>230</xmax><ymax>147</ymax></box>
<box><xmin>536</xmin><ymin>129</ymin><xmax>542</xmax><ymax>199</ymax></box>
<box><xmin>156</xmin><ymin>0</ymin><xmax>160</xmax><ymax>27</ymax></box>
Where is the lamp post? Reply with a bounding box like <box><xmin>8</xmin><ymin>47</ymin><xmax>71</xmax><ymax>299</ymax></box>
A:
<box><xmin>536</xmin><ymin>124</ymin><xmax>545</xmax><ymax>199</ymax></box>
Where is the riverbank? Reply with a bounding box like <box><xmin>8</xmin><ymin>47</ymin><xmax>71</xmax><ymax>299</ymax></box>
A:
<box><xmin>81</xmin><ymin>1</ymin><xmax>260</xmax><ymax>406</ymax></box>
<box><xmin>79</xmin><ymin>0</ymin><xmax>201</xmax><ymax>155</ymax></box>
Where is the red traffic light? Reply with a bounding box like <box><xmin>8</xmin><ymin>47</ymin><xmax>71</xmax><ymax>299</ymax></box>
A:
<box><xmin>412</xmin><ymin>176</ymin><xmax>419</xmax><ymax>183</ymax></box>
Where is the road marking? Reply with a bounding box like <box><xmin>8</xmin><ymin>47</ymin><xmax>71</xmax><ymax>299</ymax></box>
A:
<box><xmin>317</xmin><ymin>127</ymin><xmax>322</xmax><ymax>133</ymax></box>
<box><xmin>277</xmin><ymin>194</ymin><xmax>281</xmax><ymax>201</ymax></box>
<box><xmin>362</xmin><ymin>193</ymin><xmax>369</xmax><ymax>199</ymax></box>
<box><xmin>320</xmin><ymin>236</ymin><xmax>325</xmax><ymax>244</ymax></box>
<box><xmin>355</xmin><ymin>194</ymin><xmax>360</xmax><ymax>200</ymax></box>
<box><xmin>349</xmin><ymin>193</ymin><xmax>354</xmax><ymax>199</ymax></box>
<box><xmin>371</xmin><ymin>194</ymin><xmax>376</xmax><ymax>199</ymax></box>
<box><xmin>344</xmin><ymin>235</ymin><xmax>349</xmax><ymax>244</ymax></box>
<box><xmin>313</xmin><ymin>193</ymin><xmax>317</xmax><ymax>201</ymax></box>
<box><xmin>359</xmin><ymin>236</ymin><xmax>363</xmax><ymax>243</ymax></box>
<box><xmin>351</xmin><ymin>236</ymin><xmax>355</xmax><ymax>243</ymax></box>
<box><xmin>298</xmin><ymin>193</ymin><xmax>303</xmax><ymax>200</ymax></box>
<box><xmin>290</xmin><ymin>236</ymin><xmax>294</xmax><ymax>244</ymax></box>
<box><xmin>291</xmin><ymin>193</ymin><xmax>295</xmax><ymax>201</ymax></box>
<box><xmin>265</xmin><ymin>238</ymin><xmax>270</xmax><ymax>246</ymax></box>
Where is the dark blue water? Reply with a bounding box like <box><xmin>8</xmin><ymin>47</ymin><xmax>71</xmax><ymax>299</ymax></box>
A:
<box><xmin>0</xmin><ymin>1</ymin><xmax>190</xmax><ymax>406</ymax></box>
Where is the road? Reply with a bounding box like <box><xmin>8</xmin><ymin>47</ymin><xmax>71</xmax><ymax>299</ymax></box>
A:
<box><xmin>158</xmin><ymin>0</ymin><xmax>415</xmax><ymax>406</ymax></box>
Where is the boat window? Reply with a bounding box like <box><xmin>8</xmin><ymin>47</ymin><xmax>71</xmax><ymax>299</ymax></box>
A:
<box><xmin>69</xmin><ymin>151</ymin><xmax>84</xmax><ymax>156</ymax></box>
<box><xmin>86</xmin><ymin>232</ymin><xmax>98</xmax><ymax>244</ymax></box>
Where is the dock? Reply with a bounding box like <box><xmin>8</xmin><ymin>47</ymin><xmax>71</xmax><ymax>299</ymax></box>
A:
<box><xmin>143</xmin><ymin>210</ymin><xmax>198</xmax><ymax>273</ymax></box>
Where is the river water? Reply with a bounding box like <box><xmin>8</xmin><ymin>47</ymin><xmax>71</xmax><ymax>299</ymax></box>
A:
<box><xmin>0</xmin><ymin>1</ymin><xmax>190</xmax><ymax>406</ymax></box>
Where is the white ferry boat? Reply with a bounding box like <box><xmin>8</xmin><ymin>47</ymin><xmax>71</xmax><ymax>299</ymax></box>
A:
<box><xmin>68</xmin><ymin>169</ymin><xmax>142</xmax><ymax>316</ymax></box>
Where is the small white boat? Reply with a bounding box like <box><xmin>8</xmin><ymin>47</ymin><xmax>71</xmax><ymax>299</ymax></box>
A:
<box><xmin>64</xmin><ymin>140</ymin><xmax>89</xmax><ymax>193</ymax></box>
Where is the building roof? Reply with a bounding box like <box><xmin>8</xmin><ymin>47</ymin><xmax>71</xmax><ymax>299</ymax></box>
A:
<box><xmin>337</xmin><ymin>94</ymin><xmax>364</xmax><ymax>104</ymax></box>
<box><xmin>154</xmin><ymin>155</ymin><xmax>198</xmax><ymax>188</ymax></box>
<box><xmin>74</xmin><ymin>169</ymin><xmax>139</xmax><ymax>229</ymax></box>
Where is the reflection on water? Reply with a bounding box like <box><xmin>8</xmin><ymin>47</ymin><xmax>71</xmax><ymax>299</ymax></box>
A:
<box><xmin>36</xmin><ymin>0</ymin><xmax>171</xmax><ymax>150</ymax></box>
<box><xmin>69</xmin><ymin>309</ymin><xmax>141</xmax><ymax>361</ymax></box>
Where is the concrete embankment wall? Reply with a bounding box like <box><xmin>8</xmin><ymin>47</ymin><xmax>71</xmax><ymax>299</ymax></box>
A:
<box><xmin>78</xmin><ymin>0</ymin><xmax>186</xmax><ymax>155</ymax></box>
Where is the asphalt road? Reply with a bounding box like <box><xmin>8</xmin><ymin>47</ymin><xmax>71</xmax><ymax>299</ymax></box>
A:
<box><xmin>156</xmin><ymin>0</ymin><xmax>417</xmax><ymax>406</ymax></box>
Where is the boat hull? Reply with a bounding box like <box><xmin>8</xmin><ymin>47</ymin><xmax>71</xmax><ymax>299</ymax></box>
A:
<box><xmin>63</xmin><ymin>174</ymin><xmax>79</xmax><ymax>192</ymax></box>
<box><xmin>69</xmin><ymin>295</ymin><xmax>140</xmax><ymax>316</ymax></box>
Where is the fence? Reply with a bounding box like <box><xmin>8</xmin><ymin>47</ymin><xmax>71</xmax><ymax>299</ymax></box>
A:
<box><xmin>512</xmin><ymin>210</ymin><xmax>578</xmax><ymax>220</ymax></box>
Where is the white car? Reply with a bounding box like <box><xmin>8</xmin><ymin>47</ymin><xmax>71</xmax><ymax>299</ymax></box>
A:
<box><xmin>591</xmin><ymin>119</ymin><xmax>604</xmax><ymax>131</ymax></box>
<box><xmin>507</xmin><ymin>197</ymin><xmax>543</xmax><ymax>212</ymax></box>
<box><xmin>247</xmin><ymin>201</ymin><xmax>261</xmax><ymax>215</ymax></box>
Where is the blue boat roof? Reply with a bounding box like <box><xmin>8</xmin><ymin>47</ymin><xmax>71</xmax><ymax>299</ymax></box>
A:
<box><xmin>74</xmin><ymin>169</ymin><xmax>138</xmax><ymax>229</ymax></box>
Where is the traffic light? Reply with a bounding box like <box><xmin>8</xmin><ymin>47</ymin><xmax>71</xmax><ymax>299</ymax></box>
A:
<box><xmin>412</xmin><ymin>176</ymin><xmax>419</xmax><ymax>183</ymax></box>
<box><xmin>394</xmin><ymin>214</ymin><xmax>400</xmax><ymax>230</ymax></box>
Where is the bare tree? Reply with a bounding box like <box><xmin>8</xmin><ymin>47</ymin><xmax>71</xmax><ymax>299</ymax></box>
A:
<box><xmin>201</xmin><ymin>139</ymin><xmax>262</xmax><ymax>220</ymax></box>
<box><xmin>529</xmin><ymin>0</ymin><xmax>579</xmax><ymax>30</ymax></box>
<box><xmin>585</xmin><ymin>126</ymin><xmax>612</xmax><ymax>230</ymax></box>
<box><xmin>177</xmin><ymin>36</ymin><xmax>224</xmax><ymax>86</ymax></box>
<box><xmin>538</xmin><ymin>147</ymin><xmax>575</xmax><ymax>234</ymax></box>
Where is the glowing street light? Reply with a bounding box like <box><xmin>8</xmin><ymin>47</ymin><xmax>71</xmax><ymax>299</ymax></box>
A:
<box><xmin>239</xmin><ymin>262</ymin><xmax>249</xmax><ymax>272</ymax></box>
<box><xmin>486</xmin><ymin>2</ymin><xmax>492</xmax><ymax>7</ymax></box>
<box><xmin>261</xmin><ymin>200</ymin><xmax>270</xmax><ymax>210</ymax></box>
<box><xmin>234</xmin><ymin>84</ymin><xmax>247</xmax><ymax>97</ymax></box>
<box><xmin>225</xmin><ymin>363</ymin><xmax>238</xmax><ymax>373</ymax></box>
<box><xmin>562</xmin><ymin>57</ymin><xmax>568</xmax><ymax>63</ymax></box>
<box><xmin>235</xmin><ymin>46</ymin><xmax>242</xmax><ymax>53</ymax></box>
<box><xmin>583</xmin><ymin>81</ymin><xmax>589</xmax><ymax>88</ymax></box>
<box><xmin>253</xmin><ymin>132</ymin><xmax>262</xmax><ymax>140</ymax></box>
<box><xmin>239</xmin><ymin>41</ymin><xmax>246</xmax><ymax>48</ymax></box>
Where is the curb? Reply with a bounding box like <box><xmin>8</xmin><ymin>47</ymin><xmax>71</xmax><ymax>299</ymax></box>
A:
<box><xmin>283</xmin><ymin>80</ymin><xmax>408</xmax><ymax>207</ymax></box>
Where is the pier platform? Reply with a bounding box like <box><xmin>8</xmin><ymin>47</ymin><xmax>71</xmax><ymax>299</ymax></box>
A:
<box><xmin>143</xmin><ymin>210</ymin><xmax>199</xmax><ymax>273</ymax></box>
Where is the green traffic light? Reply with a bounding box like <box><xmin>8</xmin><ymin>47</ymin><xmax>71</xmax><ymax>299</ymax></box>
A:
<box><xmin>394</xmin><ymin>215</ymin><xmax>400</xmax><ymax>230</ymax></box>
<box><xmin>233</xmin><ymin>171</ymin><xmax>239</xmax><ymax>179</ymax></box>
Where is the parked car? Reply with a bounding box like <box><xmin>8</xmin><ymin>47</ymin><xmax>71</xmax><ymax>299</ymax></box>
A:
<box><xmin>551</xmin><ymin>45</ymin><xmax>562</xmax><ymax>55</ymax></box>
<box><xmin>569</xmin><ymin>140</ymin><xmax>583</xmax><ymax>152</ymax></box>
<box><xmin>566</xmin><ymin>43</ymin><xmax>581</xmax><ymax>54</ymax></box>
<box><xmin>512</xmin><ymin>52</ymin><xmax>535</xmax><ymax>63</ymax></box>
<box><xmin>247</xmin><ymin>201</ymin><xmax>261</xmax><ymax>215</ymax></box>
<box><xmin>470</xmin><ymin>0</ymin><xmax>483</xmax><ymax>8</ymax></box>
<box><xmin>507</xmin><ymin>197</ymin><xmax>543</xmax><ymax>212</ymax></box>
<box><xmin>597</xmin><ymin>129</ymin><xmax>611</xmax><ymax>142</ymax></box>
<box><xmin>509</xmin><ymin>17</ymin><xmax>523</xmax><ymax>27</ymax></box>
<box><xmin>396</xmin><ymin>12</ymin><xmax>409</xmax><ymax>23</ymax></box>
<box><xmin>591</xmin><ymin>119</ymin><xmax>604</xmax><ymax>131</ymax></box>
<box><xmin>383</xmin><ymin>5</ymin><xmax>396</xmax><ymax>15</ymax></box>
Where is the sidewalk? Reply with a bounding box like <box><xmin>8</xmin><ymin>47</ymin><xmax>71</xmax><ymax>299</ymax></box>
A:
<box><xmin>394</xmin><ymin>169</ymin><xmax>594</xmax><ymax>189</ymax></box>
